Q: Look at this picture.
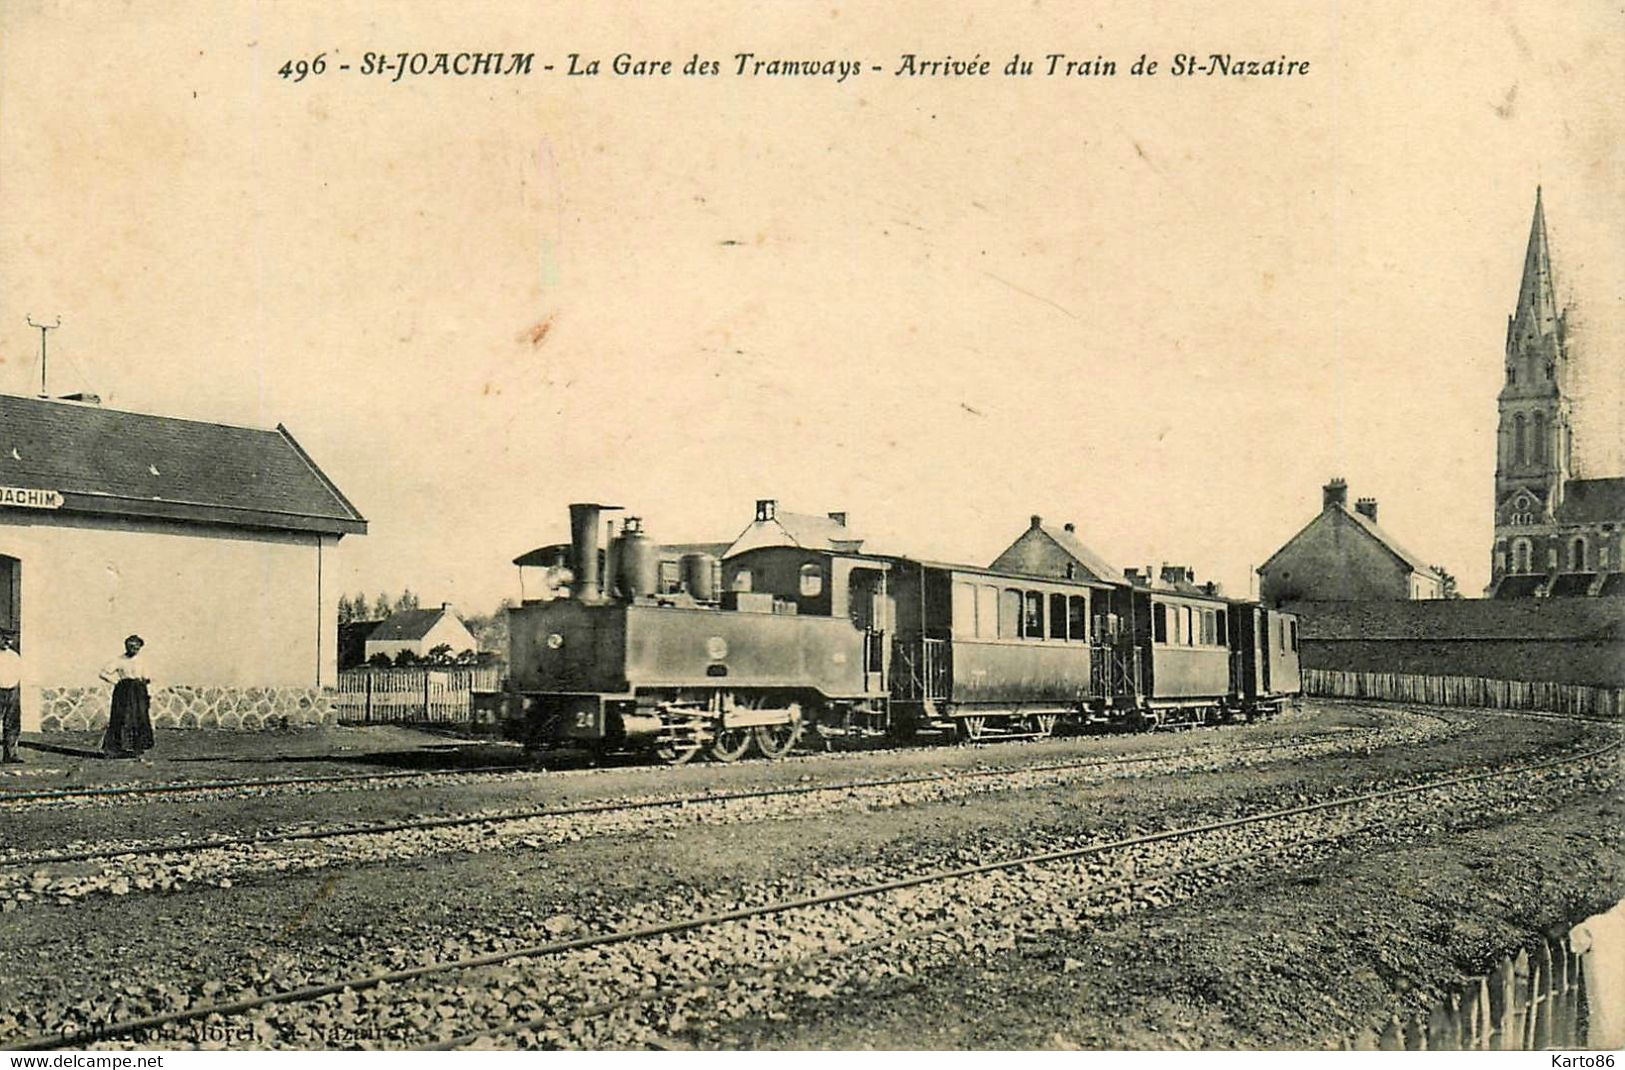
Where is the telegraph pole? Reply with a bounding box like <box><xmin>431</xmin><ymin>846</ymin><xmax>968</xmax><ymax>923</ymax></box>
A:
<box><xmin>25</xmin><ymin>315</ymin><xmax>61</xmax><ymax>397</ymax></box>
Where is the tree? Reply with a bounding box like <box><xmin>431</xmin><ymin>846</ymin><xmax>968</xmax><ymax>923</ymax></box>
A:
<box><xmin>373</xmin><ymin>593</ymin><xmax>393</xmax><ymax>619</ymax></box>
<box><xmin>393</xmin><ymin>649</ymin><xmax>420</xmax><ymax>667</ymax></box>
<box><xmin>426</xmin><ymin>643</ymin><xmax>455</xmax><ymax>665</ymax></box>
<box><xmin>1432</xmin><ymin>567</ymin><xmax>1462</xmax><ymax>599</ymax></box>
<box><xmin>394</xmin><ymin>589</ymin><xmax>421</xmax><ymax>614</ymax></box>
<box><xmin>366</xmin><ymin>651</ymin><xmax>394</xmax><ymax>668</ymax></box>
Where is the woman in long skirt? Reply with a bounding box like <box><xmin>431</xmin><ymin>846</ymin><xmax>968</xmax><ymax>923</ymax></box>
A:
<box><xmin>99</xmin><ymin>634</ymin><xmax>155</xmax><ymax>758</ymax></box>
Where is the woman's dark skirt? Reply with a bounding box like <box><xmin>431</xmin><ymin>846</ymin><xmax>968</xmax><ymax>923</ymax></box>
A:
<box><xmin>102</xmin><ymin>678</ymin><xmax>154</xmax><ymax>757</ymax></box>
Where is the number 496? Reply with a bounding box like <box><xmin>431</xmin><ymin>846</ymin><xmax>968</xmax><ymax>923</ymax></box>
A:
<box><xmin>278</xmin><ymin>53</ymin><xmax>327</xmax><ymax>82</ymax></box>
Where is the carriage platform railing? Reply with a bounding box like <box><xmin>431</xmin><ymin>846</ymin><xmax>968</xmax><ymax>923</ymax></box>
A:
<box><xmin>891</xmin><ymin>636</ymin><xmax>950</xmax><ymax>702</ymax></box>
<box><xmin>1091</xmin><ymin>642</ymin><xmax>1142</xmax><ymax>705</ymax></box>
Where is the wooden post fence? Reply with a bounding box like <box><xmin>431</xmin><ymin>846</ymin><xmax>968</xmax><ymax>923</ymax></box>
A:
<box><xmin>1304</xmin><ymin>668</ymin><xmax>1624</xmax><ymax>719</ymax></box>
<box><xmin>331</xmin><ymin>666</ymin><xmax>502</xmax><ymax>724</ymax></box>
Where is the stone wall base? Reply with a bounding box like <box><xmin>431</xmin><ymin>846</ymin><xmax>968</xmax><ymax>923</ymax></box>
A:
<box><xmin>34</xmin><ymin>685</ymin><xmax>336</xmax><ymax>732</ymax></box>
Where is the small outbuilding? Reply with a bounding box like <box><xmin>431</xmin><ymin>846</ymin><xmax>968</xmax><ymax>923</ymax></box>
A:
<box><xmin>363</xmin><ymin>604</ymin><xmax>476</xmax><ymax>663</ymax></box>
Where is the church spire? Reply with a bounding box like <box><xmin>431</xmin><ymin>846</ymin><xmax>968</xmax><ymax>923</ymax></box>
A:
<box><xmin>1515</xmin><ymin>186</ymin><xmax>1560</xmax><ymax>334</ymax></box>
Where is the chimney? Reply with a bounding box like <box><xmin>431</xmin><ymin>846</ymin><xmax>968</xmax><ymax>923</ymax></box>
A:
<box><xmin>1355</xmin><ymin>497</ymin><xmax>1378</xmax><ymax>522</ymax></box>
<box><xmin>1030</xmin><ymin>514</ymin><xmax>1043</xmax><ymax>530</ymax></box>
<box><xmin>1160</xmin><ymin>563</ymin><xmax>1193</xmax><ymax>587</ymax></box>
<box><xmin>1063</xmin><ymin>522</ymin><xmax>1076</xmax><ymax>533</ymax></box>
<box><xmin>1323</xmin><ymin>477</ymin><xmax>1348</xmax><ymax>511</ymax></box>
<box><xmin>827</xmin><ymin>511</ymin><xmax>847</xmax><ymax>526</ymax></box>
<box><xmin>1123</xmin><ymin>567</ymin><xmax>1150</xmax><ymax>587</ymax></box>
<box><xmin>756</xmin><ymin>499</ymin><xmax>777</xmax><ymax>522</ymax></box>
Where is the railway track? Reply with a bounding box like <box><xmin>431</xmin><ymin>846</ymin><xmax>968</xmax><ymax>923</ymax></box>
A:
<box><xmin>0</xmin><ymin>761</ymin><xmax>532</xmax><ymax>807</ymax></box>
<box><xmin>19</xmin><ymin>736</ymin><xmax>1615</xmax><ymax>1051</ymax></box>
<box><xmin>11</xmin><ymin>698</ymin><xmax>1553</xmax><ymax>812</ymax></box>
<box><xmin>0</xmin><ymin>727</ymin><xmax>1370</xmax><ymax>870</ymax></box>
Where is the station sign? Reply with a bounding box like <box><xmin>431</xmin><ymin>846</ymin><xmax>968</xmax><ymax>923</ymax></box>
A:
<box><xmin>0</xmin><ymin>486</ymin><xmax>64</xmax><ymax>510</ymax></box>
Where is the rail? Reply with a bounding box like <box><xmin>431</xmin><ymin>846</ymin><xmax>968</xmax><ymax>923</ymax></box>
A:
<box><xmin>1304</xmin><ymin>668</ymin><xmax>1624</xmax><ymax>719</ymax></box>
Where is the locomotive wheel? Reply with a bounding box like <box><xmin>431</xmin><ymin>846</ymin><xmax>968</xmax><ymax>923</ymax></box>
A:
<box><xmin>707</xmin><ymin>728</ymin><xmax>752</xmax><ymax>763</ymax></box>
<box><xmin>955</xmin><ymin>715</ymin><xmax>988</xmax><ymax>743</ymax></box>
<box><xmin>1032</xmin><ymin>714</ymin><xmax>1059</xmax><ymax>737</ymax></box>
<box><xmin>653</xmin><ymin>715</ymin><xmax>705</xmax><ymax>766</ymax></box>
<box><xmin>752</xmin><ymin>721</ymin><xmax>802</xmax><ymax>760</ymax></box>
<box><xmin>653</xmin><ymin>739</ymin><xmax>701</xmax><ymax>765</ymax></box>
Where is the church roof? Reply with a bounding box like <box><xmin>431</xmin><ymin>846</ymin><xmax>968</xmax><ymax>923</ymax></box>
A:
<box><xmin>1514</xmin><ymin>186</ymin><xmax>1562</xmax><ymax>334</ymax></box>
<box><xmin>0</xmin><ymin>394</ymin><xmax>366</xmax><ymax>536</ymax></box>
<box><xmin>1556</xmin><ymin>478</ymin><xmax>1625</xmax><ymax>525</ymax></box>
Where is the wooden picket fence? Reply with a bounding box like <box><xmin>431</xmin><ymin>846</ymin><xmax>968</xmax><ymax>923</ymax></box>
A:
<box><xmin>1349</xmin><ymin>932</ymin><xmax>1592</xmax><ymax>1050</ymax></box>
<box><xmin>332</xmin><ymin>666</ymin><xmax>503</xmax><ymax>724</ymax></box>
<box><xmin>1305</xmin><ymin>668</ymin><xmax>1625</xmax><ymax>719</ymax></box>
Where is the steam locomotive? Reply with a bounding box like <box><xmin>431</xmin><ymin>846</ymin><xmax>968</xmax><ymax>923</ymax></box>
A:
<box><xmin>479</xmin><ymin>502</ymin><xmax>1302</xmax><ymax>763</ymax></box>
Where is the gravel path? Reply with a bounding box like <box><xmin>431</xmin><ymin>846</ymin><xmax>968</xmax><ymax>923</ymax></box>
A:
<box><xmin>0</xmin><ymin>711</ymin><xmax>1454</xmax><ymax>908</ymax></box>
<box><xmin>29</xmin><ymin>742</ymin><xmax>1615</xmax><ymax>1050</ymax></box>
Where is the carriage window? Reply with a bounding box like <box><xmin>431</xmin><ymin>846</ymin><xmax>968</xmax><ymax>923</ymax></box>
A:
<box><xmin>732</xmin><ymin>568</ymin><xmax>752</xmax><ymax>592</ymax></box>
<box><xmin>977</xmin><ymin>585</ymin><xmax>999</xmax><ymax>639</ymax></box>
<box><xmin>1183</xmin><ymin>606</ymin><xmax>1195</xmax><ymax>646</ymax></box>
<box><xmin>1216</xmin><ymin>611</ymin><xmax>1228</xmax><ymax>646</ymax></box>
<box><xmin>1153</xmin><ymin>603</ymin><xmax>1168</xmax><ymax>644</ymax></box>
<box><xmin>952</xmin><ymin>582</ymin><xmax>977</xmax><ymax>638</ymax></box>
<box><xmin>1049</xmin><ymin>593</ymin><xmax>1068</xmax><ymax>639</ymax></box>
<box><xmin>1289</xmin><ymin>619</ymin><xmax>1299</xmax><ymax>652</ymax></box>
<box><xmin>1068</xmin><ymin>596</ymin><xmax>1088</xmax><ymax>642</ymax></box>
<box><xmin>1280</xmin><ymin>619</ymin><xmax>1288</xmax><ymax>652</ymax></box>
<box><xmin>1023</xmin><ymin>591</ymin><xmax>1045</xmax><ymax>639</ymax></box>
<box><xmin>799</xmin><ymin>562</ymin><xmax>824</xmax><ymax>598</ymax></box>
<box><xmin>1200</xmin><ymin>610</ymin><xmax>1214</xmax><ymax>645</ymax></box>
<box><xmin>1000</xmin><ymin>589</ymin><xmax>1022</xmax><ymax>638</ymax></box>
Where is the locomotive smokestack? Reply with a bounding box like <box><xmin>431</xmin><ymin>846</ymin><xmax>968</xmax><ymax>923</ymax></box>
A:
<box><xmin>568</xmin><ymin>502</ymin><xmax>621</xmax><ymax>602</ymax></box>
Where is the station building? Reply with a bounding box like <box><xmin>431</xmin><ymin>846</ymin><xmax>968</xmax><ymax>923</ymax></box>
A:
<box><xmin>0</xmin><ymin>394</ymin><xmax>366</xmax><ymax>732</ymax></box>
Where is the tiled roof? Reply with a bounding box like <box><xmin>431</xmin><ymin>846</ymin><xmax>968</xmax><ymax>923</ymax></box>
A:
<box><xmin>1556</xmin><ymin>478</ymin><xmax>1625</xmax><ymax>525</ymax></box>
<box><xmin>774</xmin><ymin>511</ymin><xmax>864</xmax><ymax>550</ymax></box>
<box><xmin>366</xmin><ymin>608</ymin><xmax>454</xmax><ymax>642</ymax></box>
<box><xmin>0</xmin><ymin>394</ymin><xmax>365</xmax><ymax>535</ymax></box>
<box><xmin>1287</xmin><ymin>597</ymin><xmax>1622</xmax><ymax>640</ymax></box>
<box><xmin>1036</xmin><ymin>523</ymin><xmax>1119</xmax><ymax>584</ymax></box>
<box><xmin>1547</xmin><ymin>572</ymin><xmax>1598</xmax><ymax>597</ymax></box>
<box><xmin>1260</xmin><ymin>504</ymin><xmax>1438</xmax><ymax>581</ymax></box>
<box><xmin>1342</xmin><ymin>508</ymin><xmax>1438</xmax><ymax>578</ymax></box>
<box><xmin>1493</xmin><ymin>575</ymin><xmax>1548</xmax><ymax>599</ymax></box>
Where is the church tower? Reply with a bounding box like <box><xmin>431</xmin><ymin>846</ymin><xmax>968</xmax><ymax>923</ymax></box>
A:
<box><xmin>1491</xmin><ymin>188</ymin><xmax>1574</xmax><ymax>583</ymax></box>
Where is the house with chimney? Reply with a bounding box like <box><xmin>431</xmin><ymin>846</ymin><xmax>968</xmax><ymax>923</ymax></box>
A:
<box><xmin>723</xmin><ymin>499</ymin><xmax>864</xmax><ymax>559</ymax></box>
<box><xmin>1257</xmin><ymin>479</ymin><xmax>1444</xmax><ymax>605</ymax></box>
<box><xmin>989</xmin><ymin>514</ymin><xmax>1119</xmax><ymax>583</ymax></box>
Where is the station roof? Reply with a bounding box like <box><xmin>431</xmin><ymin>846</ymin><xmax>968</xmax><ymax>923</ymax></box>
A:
<box><xmin>0</xmin><ymin>394</ymin><xmax>366</xmax><ymax>536</ymax></box>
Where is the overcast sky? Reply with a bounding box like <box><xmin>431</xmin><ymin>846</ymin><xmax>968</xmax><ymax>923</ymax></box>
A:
<box><xmin>2</xmin><ymin>0</ymin><xmax>1620</xmax><ymax>611</ymax></box>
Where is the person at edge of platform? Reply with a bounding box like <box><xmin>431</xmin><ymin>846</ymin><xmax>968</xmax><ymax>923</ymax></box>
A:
<box><xmin>0</xmin><ymin>629</ymin><xmax>22</xmax><ymax>764</ymax></box>
<box><xmin>99</xmin><ymin>634</ymin><xmax>155</xmax><ymax>759</ymax></box>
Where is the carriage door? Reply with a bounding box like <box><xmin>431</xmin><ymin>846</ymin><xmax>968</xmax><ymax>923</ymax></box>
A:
<box><xmin>1257</xmin><ymin>611</ymin><xmax>1272</xmax><ymax>693</ymax></box>
<box><xmin>847</xmin><ymin>567</ymin><xmax>889</xmax><ymax>692</ymax></box>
